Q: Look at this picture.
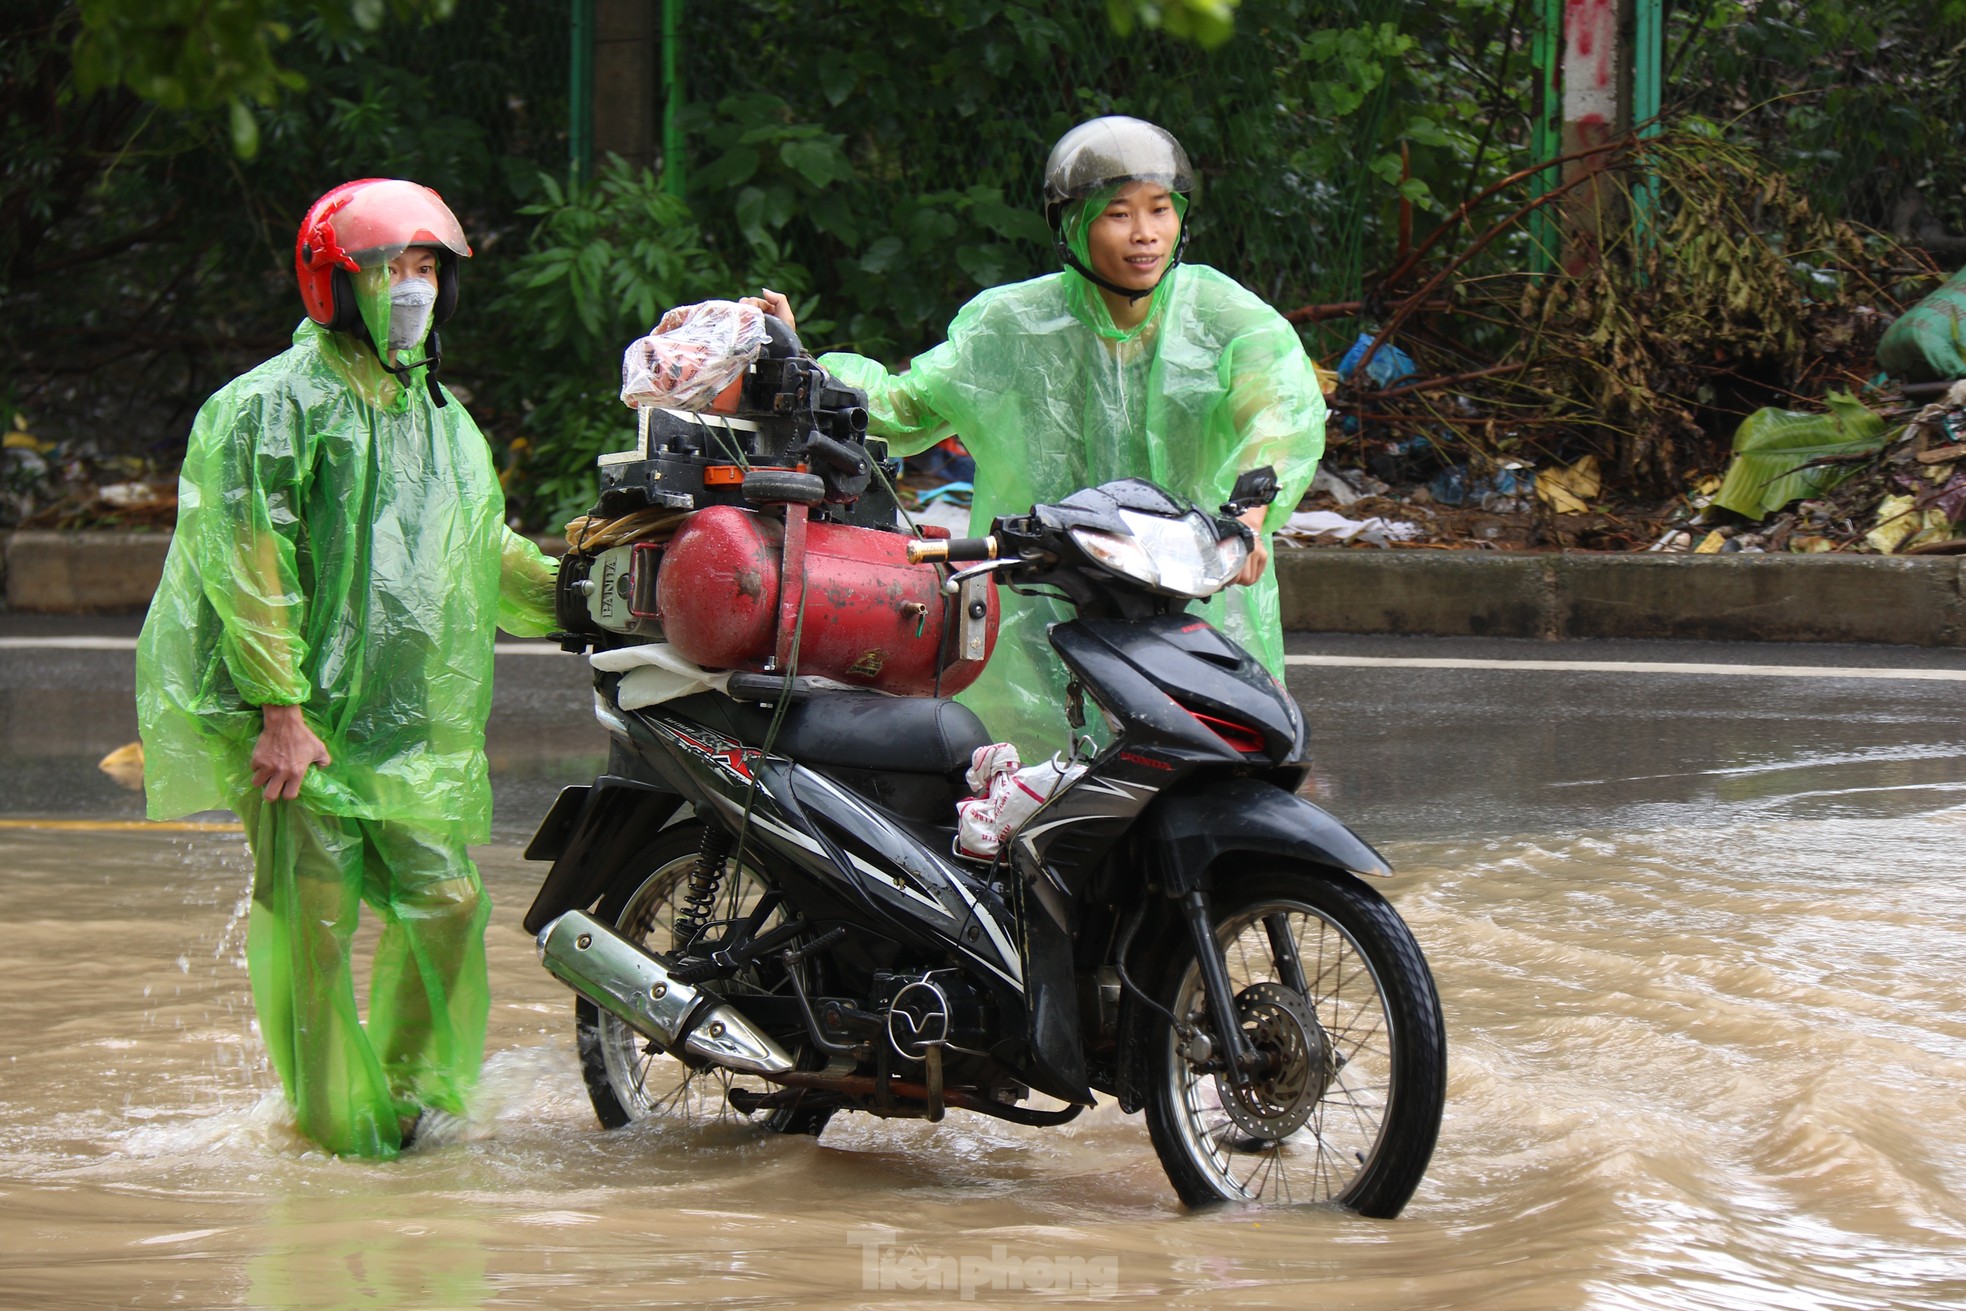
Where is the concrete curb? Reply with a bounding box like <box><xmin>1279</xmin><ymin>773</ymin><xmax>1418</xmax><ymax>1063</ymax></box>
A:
<box><xmin>6</xmin><ymin>530</ymin><xmax>1965</xmax><ymax>648</ymax></box>
<box><xmin>1273</xmin><ymin>548</ymin><xmax>1966</xmax><ymax>647</ymax></box>
<box><xmin>2</xmin><ymin>532</ymin><xmax>173</xmax><ymax>614</ymax></box>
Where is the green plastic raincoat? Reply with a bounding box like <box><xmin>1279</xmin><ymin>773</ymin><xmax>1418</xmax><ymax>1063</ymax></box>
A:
<box><xmin>821</xmin><ymin>199</ymin><xmax>1325</xmax><ymax>756</ymax></box>
<box><xmin>136</xmin><ymin>267</ymin><xmax>556</xmax><ymax>1156</ymax></box>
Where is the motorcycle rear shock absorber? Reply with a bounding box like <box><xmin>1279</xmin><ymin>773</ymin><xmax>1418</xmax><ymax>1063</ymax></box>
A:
<box><xmin>672</xmin><ymin>825</ymin><xmax>734</xmax><ymax>954</ymax></box>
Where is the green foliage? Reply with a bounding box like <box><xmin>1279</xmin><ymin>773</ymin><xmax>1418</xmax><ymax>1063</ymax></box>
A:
<box><xmin>667</xmin><ymin>0</ymin><xmax>1525</xmax><ymax>358</ymax></box>
<box><xmin>14</xmin><ymin>0</ymin><xmax>1966</xmax><ymax>530</ymax></box>
<box><xmin>2</xmin><ymin>0</ymin><xmax>567</xmax><ymax>493</ymax></box>
<box><xmin>1673</xmin><ymin>0</ymin><xmax>1966</xmax><ymax>239</ymax></box>
<box><xmin>1107</xmin><ymin>0</ymin><xmax>1242</xmax><ymax>47</ymax></box>
<box><xmin>71</xmin><ymin>0</ymin><xmax>457</xmax><ymax>156</ymax></box>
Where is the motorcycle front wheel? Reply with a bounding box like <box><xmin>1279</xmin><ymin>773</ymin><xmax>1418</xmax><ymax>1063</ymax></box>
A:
<box><xmin>1143</xmin><ymin>868</ymin><xmax>1445</xmax><ymax>1215</ymax></box>
<box><xmin>575</xmin><ymin>818</ymin><xmax>832</xmax><ymax>1137</ymax></box>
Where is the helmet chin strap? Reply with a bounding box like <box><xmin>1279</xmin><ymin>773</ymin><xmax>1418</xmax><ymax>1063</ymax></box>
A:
<box><xmin>354</xmin><ymin>319</ymin><xmax>449</xmax><ymax>408</ymax></box>
<box><xmin>1054</xmin><ymin>227</ymin><xmax>1191</xmax><ymax>305</ymax></box>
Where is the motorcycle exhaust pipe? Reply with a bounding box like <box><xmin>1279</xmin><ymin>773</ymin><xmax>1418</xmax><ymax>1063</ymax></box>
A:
<box><xmin>537</xmin><ymin>910</ymin><xmax>795</xmax><ymax>1076</ymax></box>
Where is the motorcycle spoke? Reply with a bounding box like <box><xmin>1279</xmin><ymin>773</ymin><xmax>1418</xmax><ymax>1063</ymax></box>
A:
<box><xmin>1166</xmin><ymin>896</ymin><xmax>1406</xmax><ymax>1206</ymax></box>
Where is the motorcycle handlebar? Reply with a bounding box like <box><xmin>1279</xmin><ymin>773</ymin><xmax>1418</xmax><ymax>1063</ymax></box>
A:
<box><xmin>906</xmin><ymin>535</ymin><xmax>998</xmax><ymax>565</ymax></box>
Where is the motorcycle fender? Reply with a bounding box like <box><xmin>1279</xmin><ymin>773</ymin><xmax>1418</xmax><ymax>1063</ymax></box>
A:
<box><xmin>520</xmin><ymin>775</ymin><xmax>686</xmax><ymax>934</ymax></box>
<box><xmin>1143</xmin><ymin>777</ymin><xmax>1392</xmax><ymax>898</ymax></box>
<box><xmin>524</xmin><ymin>784</ymin><xmax>591</xmax><ymax>863</ymax></box>
<box><xmin>1018</xmin><ymin>900</ymin><xmax>1097</xmax><ymax>1106</ymax></box>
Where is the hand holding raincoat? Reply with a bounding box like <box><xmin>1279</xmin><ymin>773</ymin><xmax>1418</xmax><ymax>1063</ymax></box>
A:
<box><xmin>821</xmin><ymin>251</ymin><xmax>1325</xmax><ymax>756</ymax></box>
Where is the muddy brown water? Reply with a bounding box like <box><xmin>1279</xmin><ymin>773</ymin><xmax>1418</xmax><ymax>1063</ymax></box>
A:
<box><xmin>4</xmin><ymin>808</ymin><xmax>1966</xmax><ymax>1309</ymax></box>
<box><xmin>5</xmin><ymin>634</ymin><xmax>1966</xmax><ymax>1307</ymax></box>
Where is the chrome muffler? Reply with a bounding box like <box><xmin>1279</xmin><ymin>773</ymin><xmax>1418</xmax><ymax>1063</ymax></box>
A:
<box><xmin>537</xmin><ymin>910</ymin><xmax>795</xmax><ymax>1076</ymax></box>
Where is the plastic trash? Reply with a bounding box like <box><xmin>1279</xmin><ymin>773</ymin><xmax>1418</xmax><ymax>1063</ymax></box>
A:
<box><xmin>1336</xmin><ymin>331</ymin><xmax>1419</xmax><ymax>388</ymax></box>
<box><xmin>621</xmin><ymin>300</ymin><xmax>768</xmax><ymax>411</ymax></box>
<box><xmin>955</xmin><ymin>744</ymin><xmax>1085</xmax><ymax>860</ymax></box>
<box><xmin>1429</xmin><ymin>465</ymin><xmax>1469</xmax><ymax>506</ymax></box>
<box><xmin>908</xmin><ymin>437</ymin><xmax>976</xmax><ymax>483</ymax></box>
<box><xmin>1281</xmin><ymin>509</ymin><xmax>1422</xmax><ymax>546</ymax></box>
<box><xmin>1878</xmin><ymin>264</ymin><xmax>1966</xmax><ymax>384</ymax></box>
<box><xmin>918</xmin><ymin>481</ymin><xmax>973</xmax><ymax>507</ymax></box>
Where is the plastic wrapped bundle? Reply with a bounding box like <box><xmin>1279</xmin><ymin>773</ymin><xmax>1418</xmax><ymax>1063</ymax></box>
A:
<box><xmin>956</xmin><ymin>743</ymin><xmax>1086</xmax><ymax>860</ymax></box>
<box><xmin>621</xmin><ymin>300</ymin><xmax>768</xmax><ymax>410</ymax></box>
<box><xmin>1878</xmin><ymin>263</ymin><xmax>1966</xmax><ymax>384</ymax></box>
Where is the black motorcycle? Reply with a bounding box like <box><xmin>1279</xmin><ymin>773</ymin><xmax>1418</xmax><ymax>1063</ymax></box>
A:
<box><xmin>523</xmin><ymin>463</ymin><xmax>1446</xmax><ymax>1214</ymax></box>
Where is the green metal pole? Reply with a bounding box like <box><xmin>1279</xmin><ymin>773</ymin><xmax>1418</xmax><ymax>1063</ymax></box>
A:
<box><xmin>1528</xmin><ymin>0</ymin><xmax>1562</xmax><ymax>277</ymax></box>
<box><xmin>1631</xmin><ymin>0</ymin><xmax>1664</xmax><ymax>259</ymax></box>
<box><xmin>662</xmin><ymin>0</ymin><xmax>685</xmax><ymax>197</ymax></box>
<box><xmin>569</xmin><ymin>0</ymin><xmax>594</xmax><ymax>186</ymax></box>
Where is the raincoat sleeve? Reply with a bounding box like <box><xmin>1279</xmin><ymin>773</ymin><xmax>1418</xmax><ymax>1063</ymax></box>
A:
<box><xmin>497</xmin><ymin>526</ymin><xmax>560</xmax><ymax>638</ymax></box>
<box><xmin>818</xmin><ymin>346</ymin><xmax>958</xmax><ymax>458</ymax></box>
<box><xmin>1217</xmin><ymin>316</ymin><xmax>1327</xmax><ymax>532</ymax></box>
<box><xmin>184</xmin><ymin>387</ymin><xmax>314</xmax><ymax>707</ymax></box>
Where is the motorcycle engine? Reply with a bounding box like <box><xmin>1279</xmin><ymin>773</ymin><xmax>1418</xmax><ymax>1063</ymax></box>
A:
<box><xmin>877</xmin><ymin>970</ymin><xmax>990</xmax><ymax>1062</ymax></box>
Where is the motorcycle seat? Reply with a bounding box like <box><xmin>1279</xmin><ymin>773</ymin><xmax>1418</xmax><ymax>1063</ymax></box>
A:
<box><xmin>772</xmin><ymin>691</ymin><xmax>991</xmax><ymax>775</ymax></box>
<box><xmin>670</xmin><ymin>689</ymin><xmax>991</xmax><ymax>776</ymax></box>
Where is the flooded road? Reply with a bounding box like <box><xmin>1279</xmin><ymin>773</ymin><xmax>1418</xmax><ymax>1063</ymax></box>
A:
<box><xmin>4</xmin><ymin>623</ymin><xmax>1966</xmax><ymax>1308</ymax></box>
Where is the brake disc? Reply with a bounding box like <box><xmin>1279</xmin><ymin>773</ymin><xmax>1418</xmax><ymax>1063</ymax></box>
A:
<box><xmin>1214</xmin><ymin>981</ymin><xmax>1335</xmax><ymax>1140</ymax></box>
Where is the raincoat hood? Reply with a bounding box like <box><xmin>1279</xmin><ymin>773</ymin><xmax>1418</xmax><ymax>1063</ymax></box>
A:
<box><xmin>1057</xmin><ymin>186</ymin><xmax>1192</xmax><ymax>340</ymax></box>
<box><xmin>305</xmin><ymin>263</ymin><xmax>436</xmax><ymax>412</ymax></box>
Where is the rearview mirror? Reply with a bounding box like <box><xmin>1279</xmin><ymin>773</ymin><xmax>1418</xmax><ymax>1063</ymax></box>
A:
<box><xmin>1222</xmin><ymin>466</ymin><xmax>1279</xmax><ymax>516</ymax></box>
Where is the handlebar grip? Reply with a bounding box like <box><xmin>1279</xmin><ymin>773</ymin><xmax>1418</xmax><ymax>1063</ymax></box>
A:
<box><xmin>906</xmin><ymin>535</ymin><xmax>997</xmax><ymax>565</ymax></box>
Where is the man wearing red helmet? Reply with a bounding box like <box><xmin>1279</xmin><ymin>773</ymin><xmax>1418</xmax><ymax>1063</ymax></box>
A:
<box><xmin>136</xmin><ymin>179</ymin><xmax>559</xmax><ymax>1158</ymax></box>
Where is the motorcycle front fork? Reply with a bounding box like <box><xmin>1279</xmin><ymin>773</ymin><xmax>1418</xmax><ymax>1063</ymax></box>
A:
<box><xmin>1177</xmin><ymin>889</ymin><xmax>1307</xmax><ymax>1088</ymax></box>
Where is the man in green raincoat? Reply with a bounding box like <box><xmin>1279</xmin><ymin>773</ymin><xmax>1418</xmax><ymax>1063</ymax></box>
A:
<box><xmin>136</xmin><ymin>179</ymin><xmax>559</xmax><ymax>1158</ymax></box>
<box><xmin>762</xmin><ymin>116</ymin><xmax>1325</xmax><ymax>756</ymax></box>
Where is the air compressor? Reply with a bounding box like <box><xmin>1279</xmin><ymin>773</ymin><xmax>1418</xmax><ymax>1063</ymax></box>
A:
<box><xmin>553</xmin><ymin>314</ymin><xmax>999</xmax><ymax>697</ymax></box>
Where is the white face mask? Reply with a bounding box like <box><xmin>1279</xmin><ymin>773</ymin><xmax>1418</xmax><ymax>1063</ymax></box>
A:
<box><xmin>387</xmin><ymin>277</ymin><xmax>437</xmax><ymax>351</ymax></box>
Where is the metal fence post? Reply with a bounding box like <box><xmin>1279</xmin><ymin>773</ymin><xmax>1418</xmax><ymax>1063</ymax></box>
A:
<box><xmin>662</xmin><ymin>0</ymin><xmax>684</xmax><ymax>197</ymax></box>
<box><xmin>1528</xmin><ymin>0</ymin><xmax>1562</xmax><ymax>276</ymax></box>
<box><xmin>570</xmin><ymin>0</ymin><xmax>595</xmax><ymax>186</ymax></box>
<box><xmin>1631</xmin><ymin>0</ymin><xmax>1663</xmax><ymax>261</ymax></box>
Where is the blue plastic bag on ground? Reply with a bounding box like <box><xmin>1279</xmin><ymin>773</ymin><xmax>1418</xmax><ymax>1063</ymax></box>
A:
<box><xmin>1337</xmin><ymin>331</ymin><xmax>1418</xmax><ymax>388</ymax></box>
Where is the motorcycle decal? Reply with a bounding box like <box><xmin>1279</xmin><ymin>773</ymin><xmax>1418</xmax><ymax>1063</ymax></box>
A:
<box><xmin>654</xmin><ymin>717</ymin><xmax>760</xmax><ymax>783</ymax></box>
<box><xmin>791</xmin><ymin>768</ymin><xmax>1025</xmax><ymax>989</ymax></box>
<box><xmin>1068</xmin><ymin>775</ymin><xmax>1160</xmax><ymax>801</ymax></box>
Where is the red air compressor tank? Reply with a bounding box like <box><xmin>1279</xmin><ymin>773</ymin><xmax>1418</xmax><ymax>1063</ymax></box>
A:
<box><xmin>655</xmin><ymin>504</ymin><xmax>999</xmax><ymax>696</ymax></box>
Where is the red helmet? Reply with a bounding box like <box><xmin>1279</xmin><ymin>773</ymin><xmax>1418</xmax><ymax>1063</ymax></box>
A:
<box><xmin>294</xmin><ymin>179</ymin><xmax>473</xmax><ymax>332</ymax></box>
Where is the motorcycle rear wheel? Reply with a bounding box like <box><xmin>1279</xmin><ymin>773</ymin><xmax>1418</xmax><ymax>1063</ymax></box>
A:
<box><xmin>575</xmin><ymin>819</ymin><xmax>833</xmax><ymax>1136</ymax></box>
<box><xmin>1143</xmin><ymin>868</ymin><xmax>1445</xmax><ymax>1215</ymax></box>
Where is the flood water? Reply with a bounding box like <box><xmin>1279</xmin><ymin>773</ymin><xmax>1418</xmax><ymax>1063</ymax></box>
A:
<box><xmin>4</xmin><ymin>632</ymin><xmax>1966</xmax><ymax>1308</ymax></box>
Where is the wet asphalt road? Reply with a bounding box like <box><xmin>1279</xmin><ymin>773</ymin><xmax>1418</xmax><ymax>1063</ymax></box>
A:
<box><xmin>3</xmin><ymin>611</ymin><xmax>1964</xmax><ymax>848</ymax></box>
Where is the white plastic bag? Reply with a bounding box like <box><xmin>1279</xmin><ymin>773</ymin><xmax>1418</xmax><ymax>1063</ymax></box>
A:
<box><xmin>620</xmin><ymin>300</ymin><xmax>768</xmax><ymax>411</ymax></box>
<box><xmin>955</xmin><ymin>744</ymin><xmax>1086</xmax><ymax>860</ymax></box>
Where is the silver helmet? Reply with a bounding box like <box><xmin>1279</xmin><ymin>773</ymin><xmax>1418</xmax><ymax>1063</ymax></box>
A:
<box><xmin>1042</xmin><ymin>116</ymin><xmax>1194</xmax><ymax>213</ymax></box>
<box><xmin>1042</xmin><ymin>116</ymin><xmax>1195</xmax><ymax>303</ymax></box>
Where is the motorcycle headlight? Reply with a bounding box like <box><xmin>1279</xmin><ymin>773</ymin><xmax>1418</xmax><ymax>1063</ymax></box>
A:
<box><xmin>1070</xmin><ymin>511</ymin><xmax>1249</xmax><ymax>598</ymax></box>
<box><xmin>1118</xmin><ymin>508</ymin><xmax>1250</xmax><ymax>598</ymax></box>
<box><xmin>1069</xmin><ymin>526</ymin><xmax>1161</xmax><ymax>589</ymax></box>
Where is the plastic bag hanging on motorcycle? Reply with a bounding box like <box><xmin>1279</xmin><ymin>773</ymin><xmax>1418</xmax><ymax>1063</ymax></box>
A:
<box><xmin>620</xmin><ymin>300</ymin><xmax>768</xmax><ymax>411</ymax></box>
<box><xmin>955</xmin><ymin>743</ymin><xmax>1086</xmax><ymax>860</ymax></box>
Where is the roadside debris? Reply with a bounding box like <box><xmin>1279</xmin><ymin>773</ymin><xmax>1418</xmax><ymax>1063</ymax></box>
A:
<box><xmin>1710</xmin><ymin>392</ymin><xmax>1888</xmax><ymax>521</ymax></box>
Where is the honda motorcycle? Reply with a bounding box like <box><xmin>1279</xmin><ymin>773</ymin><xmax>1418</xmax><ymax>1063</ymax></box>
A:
<box><xmin>522</xmin><ymin>323</ymin><xmax>1445</xmax><ymax>1213</ymax></box>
